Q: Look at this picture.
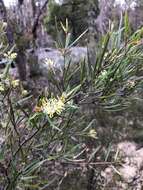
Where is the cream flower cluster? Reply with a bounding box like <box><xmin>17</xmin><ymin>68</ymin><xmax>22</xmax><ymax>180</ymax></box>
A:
<box><xmin>4</xmin><ymin>51</ymin><xmax>17</xmax><ymax>60</ymax></box>
<box><xmin>37</xmin><ymin>93</ymin><xmax>67</xmax><ymax>118</ymax></box>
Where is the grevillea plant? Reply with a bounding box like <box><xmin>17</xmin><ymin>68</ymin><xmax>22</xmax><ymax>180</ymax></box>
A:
<box><xmin>0</xmin><ymin>14</ymin><xmax>142</xmax><ymax>190</ymax></box>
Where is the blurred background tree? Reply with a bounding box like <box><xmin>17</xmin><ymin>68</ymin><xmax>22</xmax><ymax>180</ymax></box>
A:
<box><xmin>44</xmin><ymin>0</ymin><xmax>89</xmax><ymax>42</ymax></box>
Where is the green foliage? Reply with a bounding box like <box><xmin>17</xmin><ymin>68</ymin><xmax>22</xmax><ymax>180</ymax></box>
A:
<box><xmin>0</xmin><ymin>21</ymin><xmax>95</xmax><ymax>189</ymax></box>
<box><xmin>0</xmin><ymin>13</ymin><xmax>143</xmax><ymax>189</ymax></box>
<box><xmin>46</xmin><ymin>17</ymin><xmax>143</xmax><ymax>111</ymax></box>
<box><xmin>43</xmin><ymin>0</ymin><xmax>89</xmax><ymax>41</ymax></box>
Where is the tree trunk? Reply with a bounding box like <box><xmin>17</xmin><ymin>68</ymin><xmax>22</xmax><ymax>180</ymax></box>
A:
<box><xmin>15</xmin><ymin>50</ymin><xmax>27</xmax><ymax>81</ymax></box>
<box><xmin>88</xmin><ymin>0</ymin><xmax>100</xmax><ymax>64</ymax></box>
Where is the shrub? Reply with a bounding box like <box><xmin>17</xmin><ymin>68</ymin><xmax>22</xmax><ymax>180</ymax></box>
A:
<box><xmin>0</xmin><ymin>15</ymin><xmax>143</xmax><ymax>189</ymax></box>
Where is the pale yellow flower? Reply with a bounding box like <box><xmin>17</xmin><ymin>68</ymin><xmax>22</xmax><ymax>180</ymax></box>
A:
<box><xmin>127</xmin><ymin>80</ymin><xmax>135</xmax><ymax>88</ymax></box>
<box><xmin>40</xmin><ymin>94</ymin><xmax>66</xmax><ymax>118</ymax></box>
<box><xmin>104</xmin><ymin>52</ymin><xmax>108</xmax><ymax>60</ymax></box>
<box><xmin>4</xmin><ymin>51</ymin><xmax>17</xmax><ymax>60</ymax></box>
<box><xmin>0</xmin><ymin>85</ymin><xmax>4</xmax><ymax>92</ymax></box>
<box><xmin>44</xmin><ymin>58</ymin><xmax>54</xmax><ymax>67</ymax></box>
<box><xmin>11</xmin><ymin>79</ymin><xmax>20</xmax><ymax>88</ymax></box>
<box><xmin>60</xmin><ymin>92</ymin><xmax>67</xmax><ymax>103</ymax></box>
<box><xmin>88</xmin><ymin>129</ymin><xmax>97</xmax><ymax>139</ymax></box>
<box><xmin>55</xmin><ymin>98</ymin><xmax>65</xmax><ymax>114</ymax></box>
<box><xmin>22</xmin><ymin>90</ymin><xmax>28</xmax><ymax>96</ymax></box>
<box><xmin>2</xmin><ymin>22</ymin><xmax>7</xmax><ymax>28</ymax></box>
<box><xmin>101</xmin><ymin>70</ymin><xmax>107</xmax><ymax>77</ymax></box>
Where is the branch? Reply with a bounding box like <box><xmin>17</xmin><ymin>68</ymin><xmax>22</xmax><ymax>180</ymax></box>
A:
<box><xmin>32</xmin><ymin>0</ymin><xmax>49</xmax><ymax>39</ymax></box>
